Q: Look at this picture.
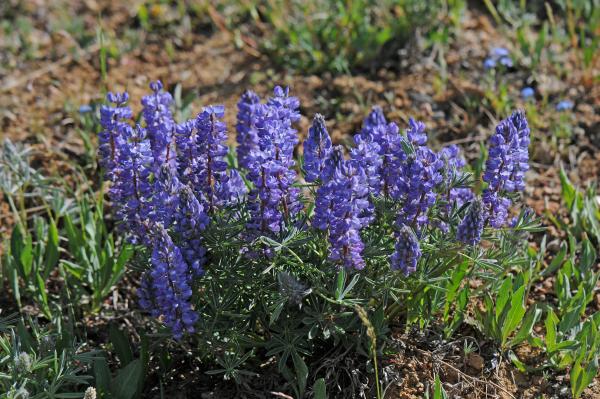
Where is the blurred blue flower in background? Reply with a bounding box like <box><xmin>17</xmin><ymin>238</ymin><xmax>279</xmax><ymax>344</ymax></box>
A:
<box><xmin>79</xmin><ymin>104</ymin><xmax>93</xmax><ymax>113</ymax></box>
<box><xmin>484</xmin><ymin>47</ymin><xmax>513</xmax><ymax>69</ymax></box>
<box><xmin>521</xmin><ymin>87</ymin><xmax>534</xmax><ymax>100</ymax></box>
<box><xmin>556</xmin><ymin>100</ymin><xmax>573</xmax><ymax>111</ymax></box>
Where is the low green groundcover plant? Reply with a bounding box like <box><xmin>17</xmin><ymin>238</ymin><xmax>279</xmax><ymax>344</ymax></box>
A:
<box><xmin>98</xmin><ymin>81</ymin><xmax>540</xmax><ymax>396</ymax></box>
<box><xmin>257</xmin><ymin>0</ymin><xmax>441</xmax><ymax>73</ymax></box>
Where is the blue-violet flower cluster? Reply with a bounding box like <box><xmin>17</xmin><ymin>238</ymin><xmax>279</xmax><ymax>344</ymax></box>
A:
<box><xmin>98</xmin><ymin>82</ymin><xmax>531</xmax><ymax>338</ymax></box>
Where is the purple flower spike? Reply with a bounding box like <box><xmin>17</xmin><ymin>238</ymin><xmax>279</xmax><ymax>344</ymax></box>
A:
<box><xmin>439</xmin><ymin>145</ymin><xmax>473</xmax><ymax>212</ymax></box>
<box><xmin>141</xmin><ymin>81</ymin><xmax>175</xmax><ymax>167</ymax></box>
<box><xmin>140</xmin><ymin>224</ymin><xmax>198</xmax><ymax>340</ymax></box>
<box><xmin>481</xmin><ymin>110</ymin><xmax>530</xmax><ymax>227</ymax></box>
<box><xmin>391</xmin><ymin>225</ymin><xmax>421</xmax><ymax>275</ymax></box>
<box><xmin>110</xmin><ymin>125</ymin><xmax>154</xmax><ymax>244</ymax></box>
<box><xmin>246</xmin><ymin>87</ymin><xmax>302</xmax><ymax>236</ymax></box>
<box><xmin>195</xmin><ymin>105</ymin><xmax>233</xmax><ymax>210</ymax></box>
<box><xmin>174</xmin><ymin>186</ymin><xmax>209</xmax><ymax>276</ymax></box>
<box><xmin>236</xmin><ymin>90</ymin><xmax>262</xmax><ymax>170</ymax></box>
<box><xmin>98</xmin><ymin>92</ymin><xmax>133</xmax><ymax>179</ymax></box>
<box><xmin>457</xmin><ymin>198</ymin><xmax>485</xmax><ymax>245</ymax></box>
<box><xmin>315</xmin><ymin>149</ymin><xmax>372</xmax><ymax>270</ymax></box>
<box><xmin>303</xmin><ymin>114</ymin><xmax>333</xmax><ymax>183</ymax></box>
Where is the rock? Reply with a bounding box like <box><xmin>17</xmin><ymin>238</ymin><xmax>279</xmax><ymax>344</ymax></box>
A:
<box><xmin>467</xmin><ymin>353</ymin><xmax>485</xmax><ymax>371</ymax></box>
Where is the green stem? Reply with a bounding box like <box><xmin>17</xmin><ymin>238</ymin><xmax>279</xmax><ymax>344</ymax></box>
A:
<box><xmin>373</xmin><ymin>344</ymin><xmax>381</xmax><ymax>399</ymax></box>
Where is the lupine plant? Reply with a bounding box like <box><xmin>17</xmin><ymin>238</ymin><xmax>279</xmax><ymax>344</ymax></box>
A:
<box><xmin>98</xmin><ymin>81</ymin><xmax>538</xmax><ymax>396</ymax></box>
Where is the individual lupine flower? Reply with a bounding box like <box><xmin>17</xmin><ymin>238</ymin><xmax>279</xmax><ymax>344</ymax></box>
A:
<box><xmin>483</xmin><ymin>58</ymin><xmax>496</xmax><ymax>70</ymax></box>
<box><xmin>390</xmin><ymin>225</ymin><xmax>421</xmax><ymax>275</ymax></box>
<box><xmin>141</xmin><ymin>81</ymin><xmax>176</xmax><ymax>167</ymax></box>
<box><xmin>236</xmin><ymin>90</ymin><xmax>262</xmax><ymax>170</ymax></box>
<box><xmin>110</xmin><ymin>125</ymin><xmax>154</xmax><ymax>244</ymax></box>
<box><xmin>324</xmin><ymin>158</ymin><xmax>372</xmax><ymax>270</ymax></box>
<box><xmin>303</xmin><ymin>114</ymin><xmax>333</xmax><ymax>182</ymax></box>
<box><xmin>98</xmin><ymin>92</ymin><xmax>132</xmax><ymax>179</ymax></box>
<box><xmin>483</xmin><ymin>118</ymin><xmax>516</xmax><ymax>192</ymax></box>
<box><xmin>406</xmin><ymin>117</ymin><xmax>427</xmax><ymax>146</ymax></box>
<box><xmin>439</xmin><ymin>145</ymin><xmax>465</xmax><ymax>173</ymax></box>
<box><xmin>173</xmin><ymin>186</ymin><xmax>209</xmax><ymax>276</ymax></box>
<box><xmin>329</xmin><ymin>227</ymin><xmax>366</xmax><ymax>270</ymax></box>
<box><xmin>378</xmin><ymin>122</ymin><xmax>405</xmax><ymax>198</ymax></box>
<box><xmin>194</xmin><ymin>105</ymin><xmax>233</xmax><ymax>210</ymax></box>
<box><xmin>142</xmin><ymin>224</ymin><xmax>198</xmax><ymax>339</ymax></box>
<box><xmin>457</xmin><ymin>198</ymin><xmax>485</xmax><ymax>245</ymax></box>
<box><xmin>380</xmin><ymin>119</ymin><xmax>443</xmax><ymax>232</ymax></box>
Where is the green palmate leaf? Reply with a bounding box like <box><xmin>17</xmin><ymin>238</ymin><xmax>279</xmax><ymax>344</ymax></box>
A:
<box><xmin>338</xmin><ymin>273</ymin><xmax>360</xmax><ymax>301</ymax></box>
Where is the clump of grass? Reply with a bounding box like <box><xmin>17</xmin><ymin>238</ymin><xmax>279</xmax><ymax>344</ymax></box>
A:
<box><xmin>257</xmin><ymin>0</ymin><xmax>442</xmax><ymax>74</ymax></box>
